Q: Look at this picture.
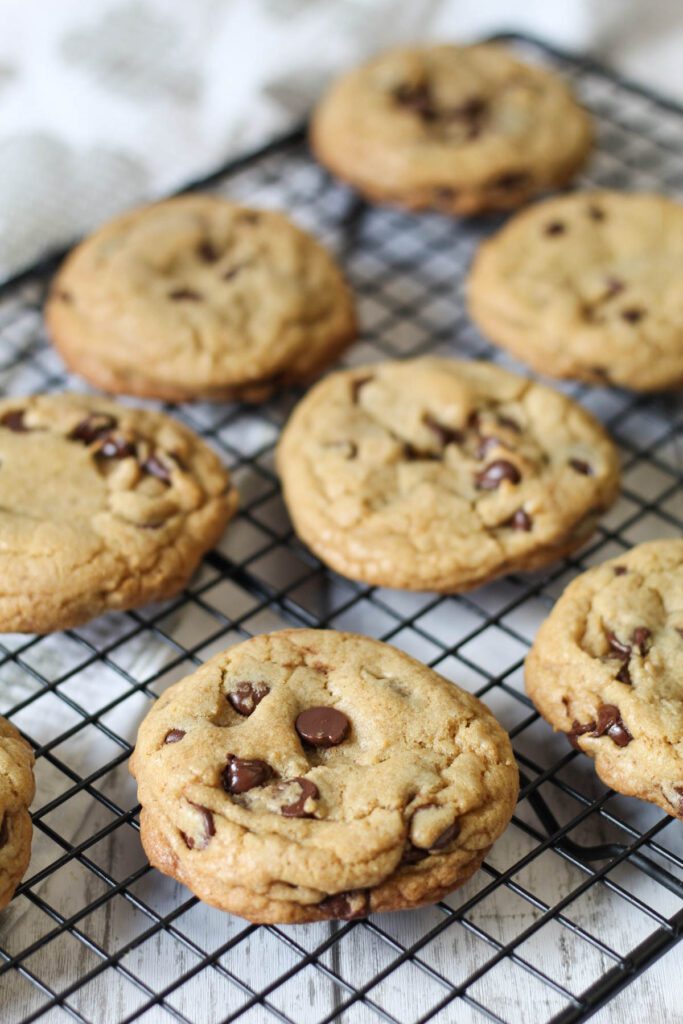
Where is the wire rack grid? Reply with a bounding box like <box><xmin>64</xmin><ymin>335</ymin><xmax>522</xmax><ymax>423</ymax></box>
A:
<box><xmin>1</xmin><ymin>33</ymin><xmax>682</xmax><ymax>1024</ymax></box>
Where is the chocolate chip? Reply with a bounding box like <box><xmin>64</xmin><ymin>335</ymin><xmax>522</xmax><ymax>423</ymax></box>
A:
<box><xmin>507</xmin><ymin>508</ymin><xmax>532</xmax><ymax>531</ymax></box>
<box><xmin>632</xmin><ymin>626</ymin><xmax>651</xmax><ymax>655</ymax></box>
<box><xmin>489</xmin><ymin>171</ymin><xmax>530</xmax><ymax>190</ymax></box>
<box><xmin>0</xmin><ymin>410</ymin><xmax>28</xmax><ymax>432</ymax></box>
<box><xmin>615</xmin><ymin>662</ymin><xmax>632</xmax><ymax>685</ymax></box>
<box><xmin>351</xmin><ymin>375</ymin><xmax>374</xmax><ymax>404</ymax></box>
<box><xmin>606</xmin><ymin>631</ymin><xmax>631</xmax><ymax>659</ymax></box>
<box><xmin>99</xmin><ymin>435</ymin><xmax>136</xmax><ymax>460</ymax></box>
<box><xmin>430</xmin><ymin>821</ymin><xmax>461</xmax><ymax>849</ymax></box>
<box><xmin>621</xmin><ymin>307</ymin><xmax>644</xmax><ymax>324</ymax></box>
<box><xmin>614</xmin><ymin>566</ymin><xmax>628</xmax><ymax>576</ymax></box>
<box><xmin>317</xmin><ymin>890</ymin><xmax>369</xmax><ymax>920</ymax></box>
<box><xmin>69</xmin><ymin>413</ymin><xmax>118</xmax><ymax>444</ymax></box>
<box><xmin>184</xmin><ymin>803</ymin><xmax>215</xmax><ymax>849</ymax></box>
<box><xmin>588</xmin><ymin>205</ymin><xmax>605</xmax><ymax>221</ymax></box>
<box><xmin>295</xmin><ymin>706</ymin><xmax>350</xmax><ymax>748</ymax></box>
<box><xmin>568</xmin><ymin>718</ymin><xmax>597</xmax><ymax>750</ymax></box>
<box><xmin>604</xmin><ymin>277</ymin><xmax>625</xmax><ymax>299</ymax></box>
<box><xmin>168</xmin><ymin>288</ymin><xmax>202</xmax><ymax>301</ymax></box>
<box><xmin>497</xmin><ymin>415</ymin><xmax>521</xmax><ymax>433</ymax></box>
<box><xmin>164</xmin><ymin>729</ymin><xmax>186</xmax><ymax>744</ymax></box>
<box><xmin>280</xmin><ymin>777</ymin><xmax>319</xmax><ymax>818</ymax></box>
<box><xmin>142</xmin><ymin>454</ymin><xmax>172</xmax><ymax>483</ymax></box>
<box><xmin>404</xmin><ymin>442</ymin><xmax>440</xmax><ymax>462</ymax></box>
<box><xmin>197</xmin><ymin>240</ymin><xmax>219</xmax><ymax>263</ymax></box>
<box><xmin>544</xmin><ymin>221</ymin><xmax>566</xmax><ymax>236</ymax></box>
<box><xmin>475</xmin><ymin>459</ymin><xmax>521</xmax><ymax>490</ymax></box>
<box><xmin>569</xmin><ymin>458</ymin><xmax>593</xmax><ymax>476</ymax></box>
<box><xmin>222</xmin><ymin>755</ymin><xmax>273</xmax><ymax>794</ymax></box>
<box><xmin>422</xmin><ymin>413</ymin><xmax>463</xmax><ymax>447</ymax></box>
<box><xmin>594</xmin><ymin>704</ymin><xmax>632</xmax><ymax>747</ymax></box>
<box><xmin>227</xmin><ymin>681</ymin><xmax>270</xmax><ymax>717</ymax></box>
<box><xmin>393</xmin><ymin>81</ymin><xmax>435</xmax><ymax>119</ymax></box>
<box><xmin>54</xmin><ymin>288</ymin><xmax>74</xmax><ymax>303</ymax></box>
<box><xmin>0</xmin><ymin>814</ymin><xmax>9</xmax><ymax>848</ymax></box>
<box><xmin>401</xmin><ymin>842</ymin><xmax>429</xmax><ymax>865</ymax></box>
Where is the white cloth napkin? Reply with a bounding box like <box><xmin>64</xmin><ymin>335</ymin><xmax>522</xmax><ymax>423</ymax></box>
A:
<box><xmin>1</xmin><ymin>0</ymin><xmax>683</xmax><ymax>283</ymax></box>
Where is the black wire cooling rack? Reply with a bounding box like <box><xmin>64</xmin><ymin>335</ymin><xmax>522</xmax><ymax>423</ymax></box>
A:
<box><xmin>1</xmin><ymin>32</ymin><xmax>682</xmax><ymax>1024</ymax></box>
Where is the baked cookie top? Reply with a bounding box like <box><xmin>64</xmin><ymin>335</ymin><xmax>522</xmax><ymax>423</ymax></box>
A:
<box><xmin>468</xmin><ymin>191</ymin><xmax>683</xmax><ymax>391</ymax></box>
<box><xmin>0</xmin><ymin>716</ymin><xmax>35</xmax><ymax>909</ymax></box>
<box><xmin>526</xmin><ymin>540</ymin><xmax>683</xmax><ymax>819</ymax></box>
<box><xmin>0</xmin><ymin>393</ymin><xmax>237</xmax><ymax>632</ymax></box>
<box><xmin>311</xmin><ymin>44</ymin><xmax>591</xmax><ymax>214</ymax></box>
<box><xmin>45</xmin><ymin>195</ymin><xmax>357</xmax><ymax>402</ymax></box>
<box><xmin>276</xmin><ymin>358</ymin><xmax>620</xmax><ymax>592</ymax></box>
<box><xmin>130</xmin><ymin>630</ymin><xmax>518</xmax><ymax>923</ymax></box>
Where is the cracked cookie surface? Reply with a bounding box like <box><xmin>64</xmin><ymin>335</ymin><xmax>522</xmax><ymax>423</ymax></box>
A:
<box><xmin>526</xmin><ymin>540</ymin><xmax>683</xmax><ymax>818</ymax></box>
<box><xmin>130</xmin><ymin>629</ymin><xmax>518</xmax><ymax>923</ymax></box>
<box><xmin>468</xmin><ymin>191</ymin><xmax>683</xmax><ymax>391</ymax></box>
<box><xmin>0</xmin><ymin>717</ymin><xmax>35</xmax><ymax>910</ymax></box>
<box><xmin>276</xmin><ymin>358</ymin><xmax>620</xmax><ymax>592</ymax></box>
<box><xmin>45</xmin><ymin>195</ymin><xmax>357</xmax><ymax>402</ymax></box>
<box><xmin>0</xmin><ymin>393</ymin><xmax>237</xmax><ymax>632</ymax></box>
<box><xmin>311</xmin><ymin>44</ymin><xmax>591</xmax><ymax>215</ymax></box>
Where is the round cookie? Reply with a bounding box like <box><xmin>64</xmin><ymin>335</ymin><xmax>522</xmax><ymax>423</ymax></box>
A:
<box><xmin>526</xmin><ymin>540</ymin><xmax>683</xmax><ymax>819</ymax></box>
<box><xmin>468</xmin><ymin>191</ymin><xmax>683</xmax><ymax>391</ymax></box>
<box><xmin>0</xmin><ymin>393</ymin><xmax>237</xmax><ymax>632</ymax></box>
<box><xmin>130</xmin><ymin>629</ymin><xmax>518</xmax><ymax>923</ymax></box>
<box><xmin>45</xmin><ymin>195</ymin><xmax>357</xmax><ymax>402</ymax></box>
<box><xmin>311</xmin><ymin>44</ymin><xmax>591</xmax><ymax>215</ymax></box>
<box><xmin>276</xmin><ymin>358</ymin><xmax>620</xmax><ymax>592</ymax></box>
<box><xmin>0</xmin><ymin>717</ymin><xmax>35</xmax><ymax>910</ymax></box>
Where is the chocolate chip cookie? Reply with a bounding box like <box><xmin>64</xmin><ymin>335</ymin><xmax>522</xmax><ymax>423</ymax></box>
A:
<box><xmin>0</xmin><ymin>393</ymin><xmax>237</xmax><ymax>632</ymax></box>
<box><xmin>276</xmin><ymin>358</ymin><xmax>620</xmax><ymax>592</ymax></box>
<box><xmin>311</xmin><ymin>44</ymin><xmax>591</xmax><ymax>215</ymax></box>
<box><xmin>0</xmin><ymin>717</ymin><xmax>35</xmax><ymax>910</ymax></box>
<box><xmin>130</xmin><ymin>629</ymin><xmax>518</xmax><ymax>923</ymax></box>
<box><xmin>45</xmin><ymin>195</ymin><xmax>357</xmax><ymax>402</ymax></box>
<box><xmin>526</xmin><ymin>540</ymin><xmax>683</xmax><ymax>818</ymax></box>
<box><xmin>468</xmin><ymin>191</ymin><xmax>683</xmax><ymax>391</ymax></box>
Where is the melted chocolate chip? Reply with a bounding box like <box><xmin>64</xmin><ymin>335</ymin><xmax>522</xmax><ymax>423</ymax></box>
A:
<box><xmin>142</xmin><ymin>454</ymin><xmax>172</xmax><ymax>483</ymax></box>
<box><xmin>475</xmin><ymin>459</ymin><xmax>521</xmax><ymax>490</ymax></box>
<box><xmin>404</xmin><ymin>442</ymin><xmax>440</xmax><ymax>462</ymax></box>
<box><xmin>401</xmin><ymin>842</ymin><xmax>429</xmax><ymax>865</ymax></box>
<box><xmin>604</xmin><ymin>277</ymin><xmax>625</xmax><ymax>299</ymax></box>
<box><xmin>430</xmin><ymin>820</ymin><xmax>461</xmax><ymax>849</ymax></box>
<box><xmin>295</xmin><ymin>706</ymin><xmax>350</xmax><ymax>748</ymax></box>
<box><xmin>69</xmin><ymin>413</ymin><xmax>118</xmax><ymax>444</ymax></box>
<box><xmin>185</xmin><ymin>803</ymin><xmax>215</xmax><ymax>848</ymax></box>
<box><xmin>227</xmin><ymin>681</ymin><xmax>270</xmax><ymax>717</ymax></box>
<box><xmin>593</xmin><ymin>704</ymin><xmax>632</xmax><ymax>746</ymax></box>
<box><xmin>280</xmin><ymin>777</ymin><xmax>320</xmax><ymax>818</ymax></box>
<box><xmin>223</xmin><ymin>755</ymin><xmax>273</xmax><ymax>794</ymax></box>
<box><xmin>621</xmin><ymin>307</ymin><xmax>644</xmax><ymax>324</ymax></box>
<box><xmin>614</xmin><ymin>566</ymin><xmax>628</xmax><ymax>576</ymax></box>
<box><xmin>393</xmin><ymin>81</ymin><xmax>434</xmax><ymax>118</ymax></box>
<box><xmin>422</xmin><ymin>413</ymin><xmax>463</xmax><ymax>447</ymax></box>
<box><xmin>588</xmin><ymin>205</ymin><xmax>605</xmax><ymax>221</ymax></box>
<box><xmin>568</xmin><ymin>719</ymin><xmax>597</xmax><ymax>750</ymax></box>
<box><xmin>351</xmin><ymin>375</ymin><xmax>374</xmax><ymax>404</ymax></box>
<box><xmin>99</xmin><ymin>435</ymin><xmax>136</xmax><ymax>460</ymax></box>
<box><xmin>615</xmin><ymin>662</ymin><xmax>632</xmax><ymax>685</ymax></box>
<box><xmin>489</xmin><ymin>171</ymin><xmax>530</xmax><ymax>190</ymax></box>
<box><xmin>168</xmin><ymin>288</ymin><xmax>202</xmax><ymax>301</ymax></box>
<box><xmin>544</xmin><ymin>221</ymin><xmax>566</xmax><ymax>236</ymax></box>
<box><xmin>569</xmin><ymin>458</ymin><xmax>593</xmax><ymax>476</ymax></box>
<box><xmin>318</xmin><ymin>890</ymin><xmax>369</xmax><ymax>920</ymax></box>
<box><xmin>164</xmin><ymin>729</ymin><xmax>186</xmax><ymax>744</ymax></box>
<box><xmin>507</xmin><ymin>508</ymin><xmax>532</xmax><ymax>531</ymax></box>
<box><xmin>197</xmin><ymin>240</ymin><xmax>219</xmax><ymax>263</ymax></box>
<box><xmin>0</xmin><ymin>410</ymin><xmax>28</xmax><ymax>432</ymax></box>
<box><xmin>632</xmin><ymin>626</ymin><xmax>651</xmax><ymax>655</ymax></box>
<box><xmin>0</xmin><ymin>814</ymin><xmax>9</xmax><ymax>848</ymax></box>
